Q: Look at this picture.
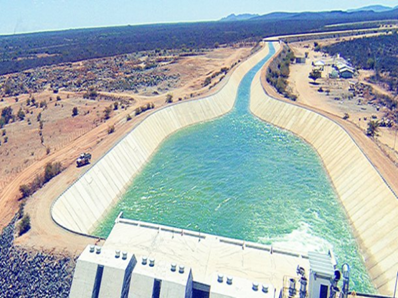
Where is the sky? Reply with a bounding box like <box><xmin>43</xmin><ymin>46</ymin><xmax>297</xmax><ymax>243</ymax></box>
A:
<box><xmin>0</xmin><ymin>0</ymin><xmax>397</xmax><ymax>35</ymax></box>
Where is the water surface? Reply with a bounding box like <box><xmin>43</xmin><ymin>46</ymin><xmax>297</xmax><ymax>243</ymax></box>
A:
<box><xmin>96</xmin><ymin>44</ymin><xmax>373</xmax><ymax>292</ymax></box>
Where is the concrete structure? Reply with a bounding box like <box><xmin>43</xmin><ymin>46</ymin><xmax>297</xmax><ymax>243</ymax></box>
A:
<box><xmin>51</xmin><ymin>42</ymin><xmax>273</xmax><ymax>235</ymax></box>
<box><xmin>251</xmin><ymin>42</ymin><xmax>398</xmax><ymax>295</ymax></box>
<box><xmin>72</xmin><ymin>219</ymin><xmax>360</xmax><ymax>298</ymax></box>
<box><xmin>104</xmin><ymin>216</ymin><xmax>310</xmax><ymax>293</ymax></box>
<box><xmin>69</xmin><ymin>245</ymin><xmax>136</xmax><ymax>298</ymax></box>
<box><xmin>70</xmin><ymin>216</ymin><xmax>311</xmax><ymax>297</ymax></box>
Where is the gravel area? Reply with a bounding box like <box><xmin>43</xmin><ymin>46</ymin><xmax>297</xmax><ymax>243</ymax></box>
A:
<box><xmin>0</xmin><ymin>215</ymin><xmax>76</xmax><ymax>297</ymax></box>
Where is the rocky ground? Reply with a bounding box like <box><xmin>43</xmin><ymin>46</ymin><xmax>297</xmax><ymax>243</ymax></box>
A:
<box><xmin>0</xmin><ymin>215</ymin><xmax>75</xmax><ymax>297</ymax></box>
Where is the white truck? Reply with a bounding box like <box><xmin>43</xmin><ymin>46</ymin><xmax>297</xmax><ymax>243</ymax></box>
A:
<box><xmin>76</xmin><ymin>153</ymin><xmax>91</xmax><ymax>167</ymax></box>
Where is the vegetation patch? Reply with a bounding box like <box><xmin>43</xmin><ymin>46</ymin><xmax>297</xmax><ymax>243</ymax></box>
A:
<box><xmin>19</xmin><ymin>162</ymin><xmax>63</xmax><ymax>199</ymax></box>
<box><xmin>18</xmin><ymin>214</ymin><xmax>31</xmax><ymax>236</ymax></box>
<box><xmin>266</xmin><ymin>45</ymin><xmax>297</xmax><ymax>100</ymax></box>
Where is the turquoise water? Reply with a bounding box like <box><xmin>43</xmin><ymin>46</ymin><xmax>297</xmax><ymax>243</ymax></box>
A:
<box><xmin>96</xmin><ymin>44</ymin><xmax>373</xmax><ymax>292</ymax></box>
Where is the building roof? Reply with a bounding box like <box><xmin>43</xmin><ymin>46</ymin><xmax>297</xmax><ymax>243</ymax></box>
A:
<box><xmin>103</xmin><ymin>218</ymin><xmax>310</xmax><ymax>291</ymax></box>
<box><xmin>210</xmin><ymin>273</ymin><xmax>274</xmax><ymax>298</ymax></box>
<box><xmin>339</xmin><ymin>67</ymin><xmax>355</xmax><ymax>74</ymax></box>
<box><xmin>308</xmin><ymin>251</ymin><xmax>334</xmax><ymax>278</ymax></box>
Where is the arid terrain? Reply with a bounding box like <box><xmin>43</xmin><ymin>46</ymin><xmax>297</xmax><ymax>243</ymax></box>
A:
<box><xmin>287</xmin><ymin>37</ymin><xmax>398</xmax><ymax>165</ymax></box>
<box><xmin>0</xmin><ymin>43</ymin><xmax>254</xmax><ymax>253</ymax></box>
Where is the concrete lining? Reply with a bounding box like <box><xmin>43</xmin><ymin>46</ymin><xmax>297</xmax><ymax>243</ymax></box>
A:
<box><xmin>51</xmin><ymin>42</ymin><xmax>272</xmax><ymax>236</ymax></box>
<box><xmin>250</xmin><ymin>42</ymin><xmax>398</xmax><ymax>295</ymax></box>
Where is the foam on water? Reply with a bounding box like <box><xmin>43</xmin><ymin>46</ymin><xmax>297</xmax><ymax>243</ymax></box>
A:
<box><xmin>95</xmin><ymin>44</ymin><xmax>374</xmax><ymax>293</ymax></box>
<box><xmin>259</xmin><ymin>222</ymin><xmax>333</xmax><ymax>254</ymax></box>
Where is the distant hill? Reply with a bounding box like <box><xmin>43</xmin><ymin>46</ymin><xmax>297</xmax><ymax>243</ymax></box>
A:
<box><xmin>219</xmin><ymin>7</ymin><xmax>398</xmax><ymax>23</ymax></box>
<box><xmin>219</xmin><ymin>13</ymin><xmax>259</xmax><ymax>22</ymax></box>
<box><xmin>250</xmin><ymin>8</ymin><xmax>398</xmax><ymax>22</ymax></box>
<box><xmin>347</xmin><ymin>5</ymin><xmax>393</xmax><ymax>13</ymax></box>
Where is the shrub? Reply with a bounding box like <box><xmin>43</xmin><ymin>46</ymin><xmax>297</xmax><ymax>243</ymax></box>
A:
<box><xmin>72</xmin><ymin>107</ymin><xmax>79</xmax><ymax>117</ymax></box>
<box><xmin>1</xmin><ymin>106</ymin><xmax>13</xmax><ymax>124</ymax></box>
<box><xmin>39</xmin><ymin>100</ymin><xmax>47</xmax><ymax>108</ymax></box>
<box><xmin>31</xmin><ymin>174</ymin><xmax>44</xmax><ymax>190</ymax></box>
<box><xmin>17</xmin><ymin>108</ymin><xmax>25</xmax><ymax>121</ymax></box>
<box><xmin>17</xmin><ymin>202</ymin><xmax>26</xmax><ymax>219</ymax></box>
<box><xmin>165</xmin><ymin>94</ymin><xmax>173</xmax><ymax>103</ymax></box>
<box><xmin>343</xmin><ymin>113</ymin><xmax>350</xmax><ymax>120</ymax></box>
<box><xmin>107</xmin><ymin>125</ymin><xmax>115</xmax><ymax>134</ymax></box>
<box><xmin>44</xmin><ymin>162</ymin><xmax>62</xmax><ymax>183</ymax></box>
<box><xmin>203</xmin><ymin>77</ymin><xmax>212</xmax><ymax>87</ymax></box>
<box><xmin>126</xmin><ymin>114</ymin><xmax>132</xmax><ymax>121</ymax></box>
<box><xmin>19</xmin><ymin>184</ymin><xmax>31</xmax><ymax>199</ymax></box>
<box><xmin>366</xmin><ymin>120</ymin><xmax>380</xmax><ymax>137</ymax></box>
<box><xmin>18</xmin><ymin>214</ymin><xmax>31</xmax><ymax>236</ymax></box>
<box><xmin>135</xmin><ymin>107</ymin><xmax>142</xmax><ymax>116</ymax></box>
<box><xmin>104</xmin><ymin>105</ymin><xmax>112</xmax><ymax>120</ymax></box>
<box><xmin>83</xmin><ymin>87</ymin><xmax>98</xmax><ymax>99</ymax></box>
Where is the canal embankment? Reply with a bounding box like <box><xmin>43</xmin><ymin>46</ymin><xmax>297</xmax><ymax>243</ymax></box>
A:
<box><xmin>51</xmin><ymin>43</ymin><xmax>272</xmax><ymax>235</ymax></box>
<box><xmin>251</xmin><ymin>41</ymin><xmax>398</xmax><ymax>296</ymax></box>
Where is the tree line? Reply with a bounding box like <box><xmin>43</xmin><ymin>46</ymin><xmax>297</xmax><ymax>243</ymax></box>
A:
<box><xmin>0</xmin><ymin>13</ymin><xmax>396</xmax><ymax>76</ymax></box>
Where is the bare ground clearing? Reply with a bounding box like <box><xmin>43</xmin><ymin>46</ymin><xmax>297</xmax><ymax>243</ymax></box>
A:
<box><xmin>288</xmin><ymin>39</ymin><xmax>398</xmax><ymax>165</ymax></box>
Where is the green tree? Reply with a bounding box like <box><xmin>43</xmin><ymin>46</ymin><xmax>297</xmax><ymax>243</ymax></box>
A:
<box><xmin>1</xmin><ymin>106</ymin><xmax>13</xmax><ymax>124</ymax></box>
<box><xmin>366</xmin><ymin>58</ymin><xmax>375</xmax><ymax>69</ymax></box>
<box><xmin>366</xmin><ymin>120</ymin><xmax>380</xmax><ymax>137</ymax></box>
<box><xmin>44</xmin><ymin>162</ymin><xmax>62</xmax><ymax>183</ymax></box>
<box><xmin>19</xmin><ymin>184</ymin><xmax>31</xmax><ymax>199</ymax></box>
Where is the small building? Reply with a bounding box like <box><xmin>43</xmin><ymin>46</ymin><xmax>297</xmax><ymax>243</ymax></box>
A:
<box><xmin>295</xmin><ymin>56</ymin><xmax>306</xmax><ymax>64</ymax></box>
<box><xmin>313</xmin><ymin>60</ymin><xmax>325</xmax><ymax>71</ymax></box>
<box><xmin>339</xmin><ymin>67</ymin><xmax>354</xmax><ymax>79</ymax></box>
<box><xmin>313</xmin><ymin>60</ymin><xmax>325</xmax><ymax>67</ymax></box>
<box><xmin>329</xmin><ymin>69</ymin><xmax>339</xmax><ymax>79</ymax></box>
